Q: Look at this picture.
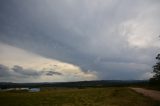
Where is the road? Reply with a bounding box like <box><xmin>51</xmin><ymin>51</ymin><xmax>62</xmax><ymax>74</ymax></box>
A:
<box><xmin>130</xmin><ymin>87</ymin><xmax>160</xmax><ymax>101</ymax></box>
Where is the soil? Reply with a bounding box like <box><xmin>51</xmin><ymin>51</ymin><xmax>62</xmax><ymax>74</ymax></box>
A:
<box><xmin>130</xmin><ymin>87</ymin><xmax>160</xmax><ymax>101</ymax></box>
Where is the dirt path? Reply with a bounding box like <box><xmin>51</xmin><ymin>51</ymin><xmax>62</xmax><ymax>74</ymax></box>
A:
<box><xmin>130</xmin><ymin>88</ymin><xmax>160</xmax><ymax>101</ymax></box>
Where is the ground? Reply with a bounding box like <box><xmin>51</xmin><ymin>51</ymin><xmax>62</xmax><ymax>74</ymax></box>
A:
<box><xmin>131</xmin><ymin>87</ymin><xmax>160</xmax><ymax>101</ymax></box>
<box><xmin>0</xmin><ymin>87</ymin><xmax>159</xmax><ymax>106</ymax></box>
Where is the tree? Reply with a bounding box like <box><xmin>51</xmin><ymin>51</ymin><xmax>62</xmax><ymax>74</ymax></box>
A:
<box><xmin>150</xmin><ymin>54</ymin><xmax>160</xmax><ymax>84</ymax></box>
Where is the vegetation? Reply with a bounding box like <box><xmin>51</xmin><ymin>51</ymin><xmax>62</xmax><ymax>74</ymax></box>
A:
<box><xmin>149</xmin><ymin>53</ymin><xmax>160</xmax><ymax>90</ymax></box>
<box><xmin>149</xmin><ymin>53</ymin><xmax>160</xmax><ymax>91</ymax></box>
<box><xmin>148</xmin><ymin>37</ymin><xmax>160</xmax><ymax>90</ymax></box>
<box><xmin>0</xmin><ymin>87</ymin><xmax>159</xmax><ymax>106</ymax></box>
<box><xmin>0</xmin><ymin>80</ymin><xmax>147</xmax><ymax>89</ymax></box>
<box><xmin>150</xmin><ymin>54</ymin><xmax>160</xmax><ymax>84</ymax></box>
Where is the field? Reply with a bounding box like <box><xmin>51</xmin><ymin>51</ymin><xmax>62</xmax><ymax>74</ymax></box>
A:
<box><xmin>0</xmin><ymin>87</ymin><xmax>159</xmax><ymax>106</ymax></box>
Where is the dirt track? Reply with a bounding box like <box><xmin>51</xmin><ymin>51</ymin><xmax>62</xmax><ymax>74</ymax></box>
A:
<box><xmin>131</xmin><ymin>88</ymin><xmax>160</xmax><ymax>101</ymax></box>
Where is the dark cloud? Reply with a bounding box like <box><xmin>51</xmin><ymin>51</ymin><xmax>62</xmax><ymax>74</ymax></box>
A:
<box><xmin>12</xmin><ymin>65</ymin><xmax>62</xmax><ymax>77</ymax></box>
<box><xmin>0</xmin><ymin>0</ymin><xmax>160</xmax><ymax>81</ymax></box>
<box><xmin>0</xmin><ymin>64</ymin><xmax>62</xmax><ymax>79</ymax></box>
<box><xmin>45</xmin><ymin>71</ymin><xmax>62</xmax><ymax>76</ymax></box>
<box><xmin>12</xmin><ymin>65</ymin><xmax>41</xmax><ymax>76</ymax></box>
<box><xmin>0</xmin><ymin>64</ymin><xmax>11</xmax><ymax>77</ymax></box>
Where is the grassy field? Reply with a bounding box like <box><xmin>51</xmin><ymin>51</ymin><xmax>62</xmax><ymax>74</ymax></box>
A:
<box><xmin>0</xmin><ymin>87</ymin><xmax>159</xmax><ymax>106</ymax></box>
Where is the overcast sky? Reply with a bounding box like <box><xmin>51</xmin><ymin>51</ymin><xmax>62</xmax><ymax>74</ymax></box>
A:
<box><xmin>0</xmin><ymin>0</ymin><xmax>160</xmax><ymax>82</ymax></box>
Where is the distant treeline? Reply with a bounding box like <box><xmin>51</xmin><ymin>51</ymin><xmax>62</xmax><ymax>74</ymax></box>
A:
<box><xmin>0</xmin><ymin>80</ymin><xmax>148</xmax><ymax>89</ymax></box>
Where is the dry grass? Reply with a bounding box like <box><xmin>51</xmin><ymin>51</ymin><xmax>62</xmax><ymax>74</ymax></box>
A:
<box><xmin>0</xmin><ymin>87</ymin><xmax>159</xmax><ymax>106</ymax></box>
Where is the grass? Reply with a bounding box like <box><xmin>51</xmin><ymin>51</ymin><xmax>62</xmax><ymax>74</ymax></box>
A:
<box><xmin>0</xmin><ymin>87</ymin><xmax>159</xmax><ymax>106</ymax></box>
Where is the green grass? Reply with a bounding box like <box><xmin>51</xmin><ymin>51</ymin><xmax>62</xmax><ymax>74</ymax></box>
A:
<box><xmin>0</xmin><ymin>87</ymin><xmax>159</xmax><ymax>106</ymax></box>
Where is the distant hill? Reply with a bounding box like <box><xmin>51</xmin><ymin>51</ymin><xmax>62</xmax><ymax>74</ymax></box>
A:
<box><xmin>0</xmin><ymin>80</ymin><xmax>148</xmax><ymax>89</ymax></box>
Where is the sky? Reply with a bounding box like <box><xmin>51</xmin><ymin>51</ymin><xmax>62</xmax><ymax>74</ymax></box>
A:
<box><xmin>0</xmin><ymin>0</ymin><xmax>160</xmax><ymax>82</ymax></box>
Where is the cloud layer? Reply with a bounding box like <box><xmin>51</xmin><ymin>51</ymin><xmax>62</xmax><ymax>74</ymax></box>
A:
<box><xmin>0</xmin><ymin>43</ymin><xmax>97</xmax><ymax>82</ymax></box>
<box><xmin>0</xmin><ymin>0</ymin><xmax>160</xmax><ymax>82</ymax></box>
<box><xmin>0</xmin><ymin>64</ymin><xmax>62</xmax><ymax>77</ymax></box>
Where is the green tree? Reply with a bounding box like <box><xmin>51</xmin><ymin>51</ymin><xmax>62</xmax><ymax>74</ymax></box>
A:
<box><xmin>150</xmin><ymin>54</ymin><xmax>160</xmax><ymax>84</ymax></box>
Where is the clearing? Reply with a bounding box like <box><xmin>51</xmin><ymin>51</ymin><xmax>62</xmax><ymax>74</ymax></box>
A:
<box><xmin>131</xmin><ymin>87</ymin><xmax>160</xmax><ymax>101</ymax></box>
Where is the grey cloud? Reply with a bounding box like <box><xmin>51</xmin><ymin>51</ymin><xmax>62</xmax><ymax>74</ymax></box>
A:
<box><xmin>0</xmin><ymin>64</ymin><xmax>11</xmax><ymax>77</ymax></box>
<box><xmin>0</xmin><ymin>64</ymin><xmax>62</xmax><ymax>79</ymax></box>
<box><xmin>12</xmin><ymin>65</ymin><xmax>62</xmax><ymax>77</ymax></box>
<box><xmin>45</xmin><ymin>71</ymin><xmax>62</xmax><ymax>76</ymax></box>
<box><xmin>12</xmin><ymin>65</ymin><xmax>41</xmax><ymax>76</ymax></box>
<box><xmin>0</xmin><ymin>0</ymin><xmax>160</xmax><ymax>81</ymax></box>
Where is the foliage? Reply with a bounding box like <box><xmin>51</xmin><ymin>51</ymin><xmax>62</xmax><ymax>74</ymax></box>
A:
<box><xmin>150</xmin><ymin>54</ymin><xmax>160</xmax><ymax>84</ymax></box>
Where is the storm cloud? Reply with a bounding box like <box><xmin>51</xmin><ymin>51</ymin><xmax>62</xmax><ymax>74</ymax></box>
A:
<box><xmin>0</xmin><ymin>64</ymin><xmax>11</xmax><ymax>77</ymax></box>
<box><xmin>0</xmin><ymin>64</ymin><xmax>62</xmax><ymax>79</ymax></box>
<box><xmin>12</xmin><ymin>65</ymin><xmax>62</xmax><ymax>76</ymax></box>
<box><xmin>0</xmin><ymin>0</ymin><xmax>160</xmax><ymax>82</ymax></box>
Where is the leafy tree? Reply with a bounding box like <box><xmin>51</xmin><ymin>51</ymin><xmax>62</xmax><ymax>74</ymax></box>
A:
<box><xmin>150</xmin><ymin>54</ymin><xmax>160</xmax><ymax>84</ymax></box>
